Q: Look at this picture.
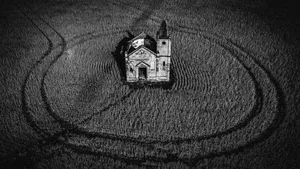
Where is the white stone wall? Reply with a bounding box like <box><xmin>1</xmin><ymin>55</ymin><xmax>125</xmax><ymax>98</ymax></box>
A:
<box><xmin>156</xmin><ymin>38</ymin><xmax>171</xmax><ymax>81</ymax></box>
<box><xmin>156</xmin><ymin>57</ymin><xmax>170</xmax><ymax>81</ymax></box>
<box><xmin>126</xmin><ymin>47</ymin><xmax>157</xmax><ymax>82</ymax></box>
<box><xmin>157</xmin><ymin>39</ymin><xmax>171</xmax><ymax>56</ymax></box>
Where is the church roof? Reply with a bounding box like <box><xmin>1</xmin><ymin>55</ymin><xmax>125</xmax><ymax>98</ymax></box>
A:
<box><xmin>127</xmin><ymin>45</ymin><xmax>157</xmax><ymax>57</ymax></box>
<box><xmin>127</xmin><ymin>32</ymin><xmax>157</xmax><ymax>54</ymax></box>
<box><xmin>129</xmin><ymin>32</ymin><xmax>148</xmax><ymax>43</ymax></box>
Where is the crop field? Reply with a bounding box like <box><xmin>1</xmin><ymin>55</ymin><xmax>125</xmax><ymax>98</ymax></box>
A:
<box><xmin>0</xmin><ymin>0</ymin><xmax>300</xmax><ymax>168</ymax></box>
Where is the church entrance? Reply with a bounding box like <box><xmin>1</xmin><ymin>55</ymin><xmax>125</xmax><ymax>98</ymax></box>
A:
<box><xmin>138</xmin><ymin>67</ymin><xmax>147</xmax><ymax>80</ymax></box>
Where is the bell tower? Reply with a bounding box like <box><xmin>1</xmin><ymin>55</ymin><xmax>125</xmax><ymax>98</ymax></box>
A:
<box><xmin>156</xmin><ymin>20</ymin><xmax>171</xmax><ymax>81</ymax></box>
<box><xmin>156</xmin><ymin>20</ymin><xmax>171</xmax><ymax>56</ymax></box>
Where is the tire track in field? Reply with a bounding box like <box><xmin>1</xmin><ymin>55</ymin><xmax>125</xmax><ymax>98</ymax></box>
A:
<box><xmin>69</xmin><ymin>31</ymin><xmax>278</xmax><ymax>168</ymax></box>
<box><xmin>11</xmin><ymin>3</ymin><xmax>111</xmax><ymax>166</ymax></box>
<box><xmin>59</xmin><ymin>16</ymin><xmax>270</xmax><ymax>169</ymax></box>
<box><xmin>16</xmin><ymin>3</ymin><xmax>55</xmax><ymax>140</ymax></box>
<box><xmin>10</xmin><ymin>3</ymin><xmax>139</xmax><ymax>167</ymax></box>
<box><xmin>42</xmin><ymin>30</ymin><xmax>135</xmax><ymax>126</ymax></box>
<box><xmin>167</xmin><ymin>21</ymin><xmax>284</xmax><ymax>167</ymax></box>
<box><xmin>19</xmin><ymin>1</ymin><xmax>262</xmax><ymax>166</ymax></box>
<box><xmin>22</xmin><ymin>2</ymin><xmax>131</xmax><ymax>135</ymax></box>
<box><xmin>3</xmin><ymin>28</ymin><xmax>130</xmax><ymax>168</ymax></box>
<box><xmin>103</xmin><ymin>1</ymin><xmax>264</xmax><ymax>144</ymax></box>
<box><xmin>13</xmin><ymin>1</ymin><xmax>286</xmax><ymax>168</ymax></box>
<box><xmin>23</xmin><ymin>4</ymin><xmax>94</xmax><ymax>135</ymax></box>
<box><xmin>21</xmin><ymin>27</ymin><xmax>211</xmax><ymax>167</ymax></box>
<box><xmin>2</xmin><ymin>3</ymin><xmax>64</xmax><ymax>167</ymax></box>
<box><xmin>129</xmin><ymin>0</ymin><xmax>165</xmax><ymax>32</ymax></box>
<box><xmin>61</xmin><ymin>0</ymin><xmax>285</xmax><ymax>166</ymax></box>
<box><xmin>22</xmin><ymin>2</ymin><xmax>138</xmax><ymax>140</ymax></box>
<box><xmin>17</xmin><ymin>3</ymin><xmax>152</xmax><ymax>166</ymax></box>
<box><xmin>163</xmin><ymin>26</ymin><xmax>279</xmax><ymax>167</ymax></box>
<box><xmin>76</xmin><ymin>89</ymin><xmax>134</xmax><ymax>124</ymax></box>
<box><xmin>53</xmin><ymin>24</ymin><xmax>263</xmax><ymax>167</ymax></box>
<box><xmin>14</xmin><ymin>21</ymin><xmax>183</xmax><ymax>167</ymax></box>
<box><xmin>21</xmin><ymin>3</ymin><xmax>69</xmax><ymax>130</ymax></box>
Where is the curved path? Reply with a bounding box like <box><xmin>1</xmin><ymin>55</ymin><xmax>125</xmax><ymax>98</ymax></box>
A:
<box><xmin>12</xmin><ymin>1</ymin><xmax>286</xmax><ymax>168</ymax></box>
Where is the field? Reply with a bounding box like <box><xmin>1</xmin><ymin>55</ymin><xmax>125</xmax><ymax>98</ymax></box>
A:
<box><xmin>0</xmin><ymin>0</ymin><xmax>300</xmax><ymax>168</ymax></box>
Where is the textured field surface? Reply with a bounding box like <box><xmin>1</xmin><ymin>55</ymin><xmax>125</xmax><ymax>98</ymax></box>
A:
<box><xmin>0</xmin><ymin>0</ymin><xmax>300</xmax><ymax>168</ymax></box>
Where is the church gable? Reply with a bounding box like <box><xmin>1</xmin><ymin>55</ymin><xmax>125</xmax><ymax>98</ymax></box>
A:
<box><xmin>128</xmin><ymin>46</ymin><xmax>156</xmax><ymax>60</ymax></box>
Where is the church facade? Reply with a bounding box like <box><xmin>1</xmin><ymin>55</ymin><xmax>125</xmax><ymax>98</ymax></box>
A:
<box><xmin>125</xmin><ymin>21</ymin><xmax>171</xmax><ymax>82</ymax></box>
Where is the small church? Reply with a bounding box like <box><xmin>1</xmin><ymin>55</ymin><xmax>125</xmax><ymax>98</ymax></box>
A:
<box><xmin>125</xmin><ymin>20</ymin><xmax>171</xmax><ymax>82</ymax></box>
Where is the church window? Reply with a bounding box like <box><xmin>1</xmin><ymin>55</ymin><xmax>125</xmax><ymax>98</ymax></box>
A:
<box><xmin>130</xmin><ymin>67</ymin><xmax>133</xmax><ymax>72</ymax></box>
<box><xmin>163</xmin><ymin>61</ymin><xmax>166</xmax><ymax>70</ymax></box>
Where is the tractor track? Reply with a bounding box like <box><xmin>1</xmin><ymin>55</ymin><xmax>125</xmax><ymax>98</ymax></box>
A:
<box><xmin>60</xmin><ymin>25</ymin><xmax>270</xmax><ymax>167</ymax></box>
<box><xmin>61</xmin><ymin>0</ymin><xmax>285</xmax><ymax>166</ymax></box>
<box><xmin>61</xmin><ymin>1</ymin><xmax>265</xmax><ymax>145</ymax></box>
<box><xmin>6</xmin><ymin>0</ymin><xmax>286</xmax><ymax>168</ymax></box>
<box><xmin>10</xmin><ymin>2</ymin><xmax>147</xmax><ymax>167</ymax></box>
<box><xmin>17</xmin><ymin>3</ymin><xmax>55</xmax><ymax>140</ymax></box>
<box><xmin>2</xmin><ymin>3</ymin><xmax>64</xmax><ymax>167</ymax></box>
<box><xmin>40</xmin><ymin>22</ymin><xmax>262</xmax><ymax>144</ymax></box>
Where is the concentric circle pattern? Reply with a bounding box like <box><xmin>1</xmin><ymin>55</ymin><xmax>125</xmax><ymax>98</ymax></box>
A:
<box><xmin>17</xmin><ymin>1</ymin><xmax>283</xmax><ymax>167</ymax></box>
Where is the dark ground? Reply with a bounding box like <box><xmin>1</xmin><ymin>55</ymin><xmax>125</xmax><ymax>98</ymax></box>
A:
<box><xmin>1</xmin><ymin>0</ymin><xmax>300</xmax><ymax>168</ymax></box>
